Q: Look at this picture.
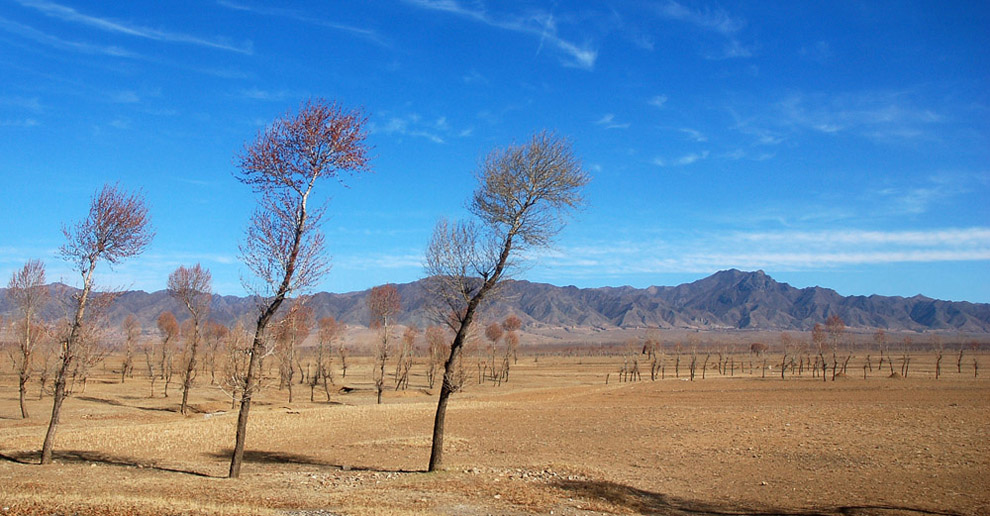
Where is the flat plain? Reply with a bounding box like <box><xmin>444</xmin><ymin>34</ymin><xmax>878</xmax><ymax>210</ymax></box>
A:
<box><xmin>1</xmin><ymin>351</ymin><xmax>987</xmax><ymax>515</ymax></box>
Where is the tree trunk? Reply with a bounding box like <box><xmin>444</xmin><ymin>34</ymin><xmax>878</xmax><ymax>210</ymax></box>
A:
<box><xmin>41</xmin><ymin>352</ymin><xmax>72</xmax><ymax>464</ymax></box>
<box><xmin>41</xmin><ymin>262</ymin><xmax>95</xmax><ymax>465</ymax></box>
<box><xmin>180</xmin><ymin>325</ymin><xmax>200</xmax><ymax>415</ymax></box>
<box><xmin>228</xmin><ymin>335</ymin><xmax>263</xmax><ymax>479</ymax></box>
<box><xmin>19</xmin><ymin>371</ymin><xmax>30</xmax><ymax>419</ymax></box>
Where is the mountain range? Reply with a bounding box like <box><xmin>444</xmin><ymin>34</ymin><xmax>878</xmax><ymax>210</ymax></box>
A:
<box><xmin>1</xmin><ymin>269</ymin><xmax>988</xmax><ymax>334</ymax></box>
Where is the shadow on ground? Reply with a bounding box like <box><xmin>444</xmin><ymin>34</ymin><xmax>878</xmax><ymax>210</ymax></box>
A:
<box><xmin>552</xmin><ymin>479</ymin><xmax>962</xmax><ymax>516</ymax></box>
<box><xmin>207</xmin><ymin>449</ymin><xmax>422</xmax><ymax>473</ymax></box>
<box><xmin>0</xmin><ymin>449</ymin><xmax>218</xmax><ymax>478</ymax></box>
<box><xmin>75</xmin><ymin>395</ymin><xmax>213</xmax><ymax>414</ymax></box>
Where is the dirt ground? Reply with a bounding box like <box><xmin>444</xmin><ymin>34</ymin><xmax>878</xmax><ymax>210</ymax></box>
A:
<box><xmin>0</xmin><ymin>352</ymin><xmax>987</xmax><ymax>515</ymax></box>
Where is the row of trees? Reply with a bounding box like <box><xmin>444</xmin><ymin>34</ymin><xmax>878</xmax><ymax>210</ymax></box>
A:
<box><xmin>610</xmin><ymin>315</ymin><xmax>981</xmax><ymax>383</ymax></box>
<box><xmin>2</xmin><ymin>98</ymin><xmax>588</xmax><ymax>479</ymax></box>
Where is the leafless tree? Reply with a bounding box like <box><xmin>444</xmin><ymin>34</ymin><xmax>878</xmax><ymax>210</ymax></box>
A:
<box><xmin>750</xmin><ymin>342</ymin><xmax>768</xmax><ymax>356</ymax></box>
<box><xmin>217</xmin><ymin>322</ymin><xmax>250</xmax><ymax>409</ymax></box>
<box><xmin>227</xmin><ymin>98</ymin><xmax>370</xmax><ymax>478</ymax></box>
<box><xmin>423</xmin><ymin>131</ymin><xmax>588</xmax><ymax>471</ymax></box>
<box><xmin>503</xmin><ymin>314</ymin><xmax>521</xmax><ymax>366</ymax></box>
<box><xmin>500</xmin><ymin>316</ymin><xmax>521</xmax><ymax>382</ymax></box>
<box><xmin>395</xmin><ymin>324</ymin><xmax>418</xmax><ymax>390</ymax></box>
<box><xmin>825</xmin><ymin>315</ymin><xmax>845</xmax><ymax>380</ymax></box>
<box><xmin>368</xmin><ymin>284</ymin><xmax>400</xmax><ymax>404</ymax></box>
<box><xmin>425</xmin><ymin>325</ymin><xmax>447</xmax><ymax>390</ymax></box>
<box><xmin>780</xmin><ymin>333</ymin><xmax>792</xmax><ymax>381</ymax></box>
<box><xmin>274</xmin><ymin>300</ymin><xmax>313</xmax><ymax>403</ymax></box>
<box><xmin>7</xmin><ymin>259</ymin><xmax>48</xmax><ymax>418</ymax></box>
<box><xmin>313</xmin><ymin>316</ymin><xmax>343</xmax><ymax>401</ymax></box>
<box><xmin>142</xmin><ymin>339</ymin><xmax>159</xmax><ymax>398</ymax></box>
<box><xmin>119</xmin><ymin>314</ymin><xmax>141</xmax><ymax>383</ymax></box>
<box><xmin>811</xmin><ymin>323</ymin><xmax>828</xmax><ymax>382</ymax></box>
<box><xmin>484</xmin><ymin>321</ymin><xmax>503</xmax><ymax>382</ymax></box>
<box><xmin>337</xmin><ymin>343</ymin><xmax>349</xmax><ymax>379</ymax></box>
<box><xmin>900</xmin><ymin>336</ymin><xmax>912</xmax><ymax>378</ymax></box>
<box><xmin>41</xmin><ymin>184</ymin><xmax>152</xmax><ymax>464</ymax></box>
<box><xmin>932</xmin><ymin>334</ymin><xmax>944</xmax><ymax>380</ymax></box>
<box><xmin>204</xmin><ymin>320</ymin><xmax>229</xmax><ymax>385</ymax></box>
<box><xmin>36</xmin><ymin>334</ymin><xmax>58</xmax><ymax>400</ymax></box>
<box><xmin>156</xmin><ymin>312</ymin><xmax>179</xmax><ymax>397</ymax></box>
<box><xmin>168</xmin><ymin>264</ymin><xmax>212</xmax><ymax>414</ymax></box>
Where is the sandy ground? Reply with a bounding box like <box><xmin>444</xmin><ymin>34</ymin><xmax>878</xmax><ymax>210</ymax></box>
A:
<box><xmin>0</xmin><ymin>352</ymin><xmax>987</xmax><ymax>515</ymax></box>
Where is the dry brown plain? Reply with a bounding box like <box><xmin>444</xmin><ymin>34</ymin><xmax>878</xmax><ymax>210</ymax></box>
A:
<box><xmin>0</xmin><ymin>350</ymin><xmax>987</xmax><ymax>516</ymax></box>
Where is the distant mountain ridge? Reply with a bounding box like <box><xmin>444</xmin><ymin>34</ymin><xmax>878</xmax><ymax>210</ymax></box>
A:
<box><xmin>1</xmin><ymin>270</ymin><xmax>988</xmax><ymax>333</ymax></box>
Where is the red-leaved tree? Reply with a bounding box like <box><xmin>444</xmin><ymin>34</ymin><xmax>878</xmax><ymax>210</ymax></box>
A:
<box><xmin>228</xmin><ymin>98</ymin><xmax>371</xmax><ymax>478</ymax></box>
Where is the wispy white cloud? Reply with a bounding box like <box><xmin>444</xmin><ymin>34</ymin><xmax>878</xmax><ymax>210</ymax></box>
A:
<box><xmin>776</xmin><ymin>91</ymin><xmax>942</xmax><ymax>140</ymax></box>
<box><xmin>648</xmin><ymin>95</ymin><xmax>668</xmax><ymax>108</ymax></box>
<box><xmin>655</xmin><ymin>151</ymin><xmax>709</xmax><ymax>166</ymax></box>
<box><xmin>238</xmin><ymin>88</ymin><xmax>296</xmax><ymax>102</ymax></box>
<box><xmin>535</xmin><ymin>227</ymin><xmax>990</xmax><ymax>278</ymax></box>
<box><xmin>404</xmin><ymin>0</ymin><xmax>598</xmax><ymax>69</ymax></box>
<box><xmin>16</xmin><ymin>0</ymin><xmax>253</xmax><ymax>54</ymax></box>
<box><xmin>729</xmin><ymin>89</ymin><xmax>944</xmax><ymax>146</ymax></box>
<box><xmin>0</xmin><ymin>15</ymin><xmax>139</xmax><ymax>57</ymax></box>
<box><xmin>653</xmin><ymin>0</ymin><xmax>752</xmax><ymax>59</ymax></box>
<box><xmin>0</xmin><ymin>95</ymin><xmax>43</xmax><ymax>111</ymax></box>
<box><xmin>370</xmin><ymin>112</ymin><xmax>466</xmax><ymax>144</ymax></box>
<box><xmin>655</xmin><ymin>0</ymin><xmax>744</xmax><ymax>35</ymax></box>
<box><xmin>872</xmin><ymin>173</ymin><xmax>977</xmax><ymax>216</ymax></box>
<box><xmin>462</xmin><ymin>70</ymin><xmax>488</xmax><ymax>84</ymax></box>
<box><xmin>110</xmin><ymin>90</ymin><xmax>140</xmax><ymax>103</ymax></box>
<box><xmin>595</xmin><ymin>113</ymin><xmax>629</xmax><ymax>130</ymax></box>
<box><xmin>0</xmin><ymin>118</ymin><xmax>40</xmax><ymax>128</ymax></box>
<box><xmin>217</xmin><ymin>0</ymin><xmax>387</xmax><ymax>47</ymax></box>
<box><xmin>679</xmin><ymin>128</ymin><xmax>707</xmax><ymax>142</ymax></box>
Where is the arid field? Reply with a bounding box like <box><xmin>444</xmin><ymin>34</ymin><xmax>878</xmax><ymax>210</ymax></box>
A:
<box><xmin>1</xmin><ymin>350</ymin><xmax>987</xmax><ymax>515</ymax></box>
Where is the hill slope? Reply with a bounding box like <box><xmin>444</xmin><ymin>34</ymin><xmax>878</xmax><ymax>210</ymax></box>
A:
<box><xmin>1</xmin><ymin>270</ymin><xmax>988</xmax><ymax>333</ymax></box>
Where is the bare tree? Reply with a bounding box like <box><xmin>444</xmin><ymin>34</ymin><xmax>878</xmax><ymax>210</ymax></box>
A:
<box><xmin>396</xmin><ymin>324</ymin><xmax>418</xmax><ymax>390</ymax></box>
<box><xmin>825</xmin><ymin>315</ymin><xmax>845</xmax><ymax>380</ymax></box>
<box><xmin>313</xmin><ymin>316</ymin><xmax>343</xmax><ymax>402</ymax></box>
<box><xmin>7</xmin><ymin>259</ymin><xmax>48</xmax><ymax>418</ymax></box>
<box><xmin>503</xmin><ymin>315</ymin><xmax>521</xmax><ymax>366</ymax></box>
<box><xmin>142</xmin><ymin>339</ymin><xmax>159</xmax><ymax>398</ymax></box>
<box><xmin>120</xmin><ymin>314</ymin><xmax>141</xmax><ymax>383</ymax></box>
<box><xmin>204</xmin><ymin>320</ymin><xmax>229</xmax><ymax>385</ymax></box>
<box><xmin>219</xmin><ymin>322</ymin><xmax>251</xmax><ymax>410</ymax></box>
<box><xmin>368</xmin><ymin>284</ymin><xmax>400</xmax><ymax>404</ymax></box>
<box><xmin>424</xmin><ymin>131</ymin><xmax>588</xmax><ymax>471</ymax></box>
<box><xmin>931</xmin><ymin>334</ymin><xmax>944</xmax><ymax>380</ymax></box>
<box><xmin>337</xmin><ymin>343</ymin><xmax>349</xmax><ymax>379</ymax></box>
<box><xmin>812</xmin><ymin>323</ymin><xmax>827</xmax><ymax>382</ymax></box>
<box><xmin>156</xmin><ymin>312</ymin><xmax>179</xmax><ymax>397</ymax></box>
<box><xmin>167</xmin><ymin>264</ymin><xmax>212</xmax><ymax>414</ymax></box>
<box><xmin>41</xmin><ymin>184</ymin><xmax>153</xmax><ymax>464</ymax></box>
<box><xmin>228</xmin><ymin>99</ymin><xmax>370</xmax><ymax>478</ymax></box>
<box><xmin>484</xmin><ymin>321</ymin><xmax>503</xmax><ymax>383</ymax></box>
<box><xmin>425</xmin><ymin>325</ymin><xmax>447</xmax><ymax>390</ymax></box>
<box><xmin>274</xmin><ymin>300</ymin><xmax>313</xmax><ymax>403</ymax></box>
<box><xmin>900</xmin><ymin>336</ymin><xmax>912</xmax><ymax>378</ymax></box>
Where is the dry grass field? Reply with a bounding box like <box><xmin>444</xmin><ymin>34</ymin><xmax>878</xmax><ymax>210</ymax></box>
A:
<box><xmin>1</xmin><ymin>350</ymin><xmax>987</xmax><ymax>515</ymax></box>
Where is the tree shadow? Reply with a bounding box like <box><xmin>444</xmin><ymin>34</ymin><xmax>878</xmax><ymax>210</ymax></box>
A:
<box><xmin>207</xmin><ymin>449</ymin><xmax>423</xmax><ymax>473</ymax></box>
<box><xmin>0</xmin><ymin>449</ymin><xmax>220</xmax><ymax>478</ymax></box>
<box><xmin>552</xmin><ymin>479</ymin><xmax>963</xmax><ymax>516</ymax></box>
<box><xmin>74</xmin><ymin>395</ymin><xmax>212</xmax><ymax>414</ymax></box>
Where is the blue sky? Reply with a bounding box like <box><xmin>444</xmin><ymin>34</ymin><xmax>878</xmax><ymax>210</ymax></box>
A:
<box><xmin>1</xmin><ymin>1</ymin><xmax>988</xmax><ymax>303</ymax></box>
